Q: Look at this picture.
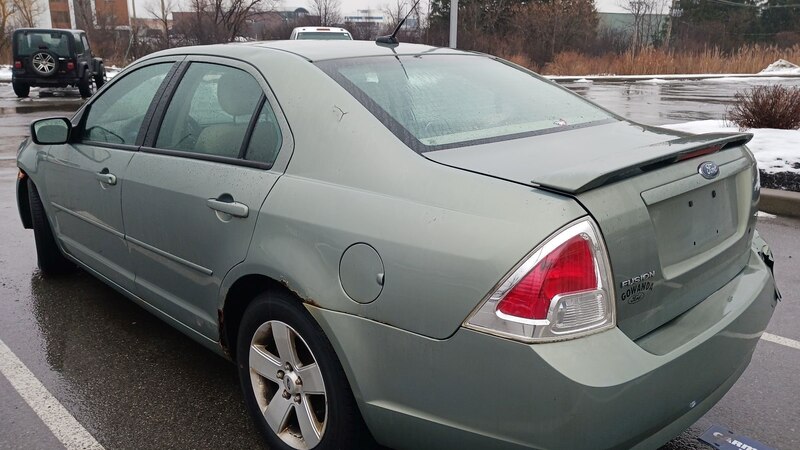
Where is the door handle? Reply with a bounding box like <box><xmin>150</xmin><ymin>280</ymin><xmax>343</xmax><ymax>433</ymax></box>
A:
<box><xmin>207</xmin><ymin>198</ymin><xmax>249</xmax><ymax>218</ymax></box>
<box><xmin>95</xmin><ymin>171</ymin><xmax>117</xmax><ymax>185</ymax></box>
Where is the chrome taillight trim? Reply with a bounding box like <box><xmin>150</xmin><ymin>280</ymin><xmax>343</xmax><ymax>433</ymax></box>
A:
<box><xmin>463</xmin><ymin>217</ymin><xmax>616</xmax><ymax>343</ymax></box>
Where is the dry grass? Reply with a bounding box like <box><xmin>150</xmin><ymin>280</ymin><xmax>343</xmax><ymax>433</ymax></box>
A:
<box><xmin>728</xmin><ymin>85</ymin><xmax>800</xmax><ymax>130</ymax></box>
<box><xmin>535</xmin><ymin>45</ymin><xmax>800</xmax><ymax>76</ymax></box>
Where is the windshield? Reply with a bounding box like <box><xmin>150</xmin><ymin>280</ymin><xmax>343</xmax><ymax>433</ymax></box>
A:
<box><xmin>317</xmin><ymin>55</ymin><xmax>615</xmax><ymax>152</ymax></box>
<box><xmin>297</xmin><ymin>32</ymin><xmax>352</xmax><ymax>40</ymax></box>
<box><xmin>15</xmin><ymin>31</ymin><xmax>71</xmax><ymax>57</ymax></box>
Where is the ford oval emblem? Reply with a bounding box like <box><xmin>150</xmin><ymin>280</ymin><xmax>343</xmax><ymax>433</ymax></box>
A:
<box><xmin>698</xmin><ymin>161</ymin><xmax>719</xmax><ymax>180</ymax></box>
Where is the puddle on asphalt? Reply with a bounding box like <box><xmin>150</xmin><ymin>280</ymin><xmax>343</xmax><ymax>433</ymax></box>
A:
<box><xmin>558</xmin><ymin>77</ymin><xmax>800</xmax><ymax>125</ymax></box>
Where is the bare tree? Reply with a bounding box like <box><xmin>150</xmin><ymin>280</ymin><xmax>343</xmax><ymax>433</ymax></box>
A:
<box><xmin>12</xmin><ymin>0</ymin><xmax>43</xmax><ymax>27</ymax></box>
<box><xmin>146</xmin><ymin>0</ymin><xmax>176</xmax><ymax>47</ymax></box>
<box><xmin>382</xmin><ymin>0</ymin><xmax>422</xmax><ymax>39</ymax></box>
<box><xmin>345</xmin><ymin>20</ymin><xmax>380</xmax><ymax>40</ymax></box>
<box><xmin>0</xmin><ymin>0</ymin><xmax>13</xmax><ymax>59</ymax></box>
<box><xmin>73</xmin><ymin>0</ymin><xmax>95</xmax><ymax>30</ymax></box>
<box><xmin>176</xmin><ymin>0</ymin><xmax>267</xmax><ymax>44</ymax></box>
<box><xmin>510</xmin><ymin>0</ymin><xmax>598</xmax><ymax>64</ymax></box>
<box><xmin>620</xmin><ymin>0</ymin><xmax>669</xmax><ymax>52</ymax></box>
<box><xmin>308</xmin><ymin>0</ymin><xmax>341</xmax><ymax>26</ymax></box>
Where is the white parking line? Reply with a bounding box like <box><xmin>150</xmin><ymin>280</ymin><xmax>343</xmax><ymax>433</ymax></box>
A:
<box><xmin>762</xmin><ymin>333</ymin><xmax>800</xmax><ymax>351</ymax></box>
<box><xmin>0</xmin><ymin>338</ymin><xmax>104</xmax><ymax>450</ymax></box>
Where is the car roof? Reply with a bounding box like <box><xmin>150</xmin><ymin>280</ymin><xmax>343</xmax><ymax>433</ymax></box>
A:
<box><xmin>231</xmin><ymin>40</ymin><xmax>474</xmax><ymax>62</ymax></box>
<box><xmin>14</xmin><ymin>28</ymin><xmax>84</xmax><ymax>35</ymax></box>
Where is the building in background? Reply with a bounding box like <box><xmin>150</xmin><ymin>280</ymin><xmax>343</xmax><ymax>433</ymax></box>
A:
<box><xmin>42</xmin><ymin>0</ymin><xmax>132</xmax><ymax>29</ymax></box>
<box><xmin>343</xmin><ymin>9</ymin><xmax>383</xmax><ymax>25</ymax></box>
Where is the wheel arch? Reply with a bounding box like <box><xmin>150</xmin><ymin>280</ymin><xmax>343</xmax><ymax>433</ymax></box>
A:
<box><xmin>17</xmin><ymin>171</ymin><xmax>33</xmax><ymax>229</ymax></box>
<box><xmin>220</xmin><ymin>273</ymin><xmax>314</xmax><ymax>361</ymax></box>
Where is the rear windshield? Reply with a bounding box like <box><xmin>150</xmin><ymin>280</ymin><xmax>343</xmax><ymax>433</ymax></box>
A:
<box><xmin>15</xmin><ymin>31</ymin><xmax>71</xmax><ymax>57</ymax></box>
<box><xmin>317</xmin><ymin>55</ymin><xmax>615</xmax><ymax>152</ymax></box>
<box><xmin>297</xmin><ymin>32</ymin><xmax>352</xmax><ymax>40</ymax></box>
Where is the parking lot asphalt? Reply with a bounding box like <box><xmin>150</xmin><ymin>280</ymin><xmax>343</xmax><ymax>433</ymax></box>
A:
<box><xmin>1</xmin><ymin>84</ymin><xmax>799</xmax><ymax>450</ymax></box>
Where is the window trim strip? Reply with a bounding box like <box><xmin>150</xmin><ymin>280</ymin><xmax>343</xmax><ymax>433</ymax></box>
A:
<box><xmin>139</xmin><ymin>146</ymin><xmax>272</xmax><ymax>170</ymax></box>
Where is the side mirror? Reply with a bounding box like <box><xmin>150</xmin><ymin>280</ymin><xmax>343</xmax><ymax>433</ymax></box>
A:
<box><xmin>31</xmin><ymin>117</ymin><xmax>71</xmax><ymax>145</ymax></box>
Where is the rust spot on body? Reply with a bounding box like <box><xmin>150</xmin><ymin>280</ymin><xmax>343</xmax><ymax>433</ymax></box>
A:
<box><xmin>218</xmin><ymin>309</ymin><xmax>233</xmax><ymax>359</ymax></box>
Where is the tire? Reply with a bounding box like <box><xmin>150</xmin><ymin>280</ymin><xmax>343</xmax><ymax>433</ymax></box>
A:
<box><xmin>78</xmin><ymin>72</ymin><xmax>92</xmax><ymax>98</ymax></box>
<box><xmin>30</xmin><ymin>50</ymin><xmax>58</xmax><ymax>77</ymax></box>
<box><xmin>12</xmin><ymin>81</ymin><xmax>30</xmax><ymax>98</ymax></box>
<box><xmin>27</xmin><ymin>179</ymin><xmax>73</xmax><ymax>275</ymax></box>
<box><xmin>237</xmin><ymin>292</ymin><xmax>368</xmax><ymax>450</ymax></box>
<box><xmin>94</xmin><ymin>64</ymin><xmax>106</xmax><ymax>89</ymax></box>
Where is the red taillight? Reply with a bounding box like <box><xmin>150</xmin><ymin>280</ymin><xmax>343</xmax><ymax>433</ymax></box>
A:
<box><xmin>497</xmin><ymin>235</ymin><xmax>597</xmax><ymax>320</ymax></box>
<box><xmin>14</xmin><ymin>60</ymin><xmax>22</xmax><ymax>69</ymax></box>
<box><xmin>465</xmin><ymin>219</ymin><xmax>614</xmax><ymax>342</ymax></box>
<box><xmin>67</xmin><ymin>61</ymin><xmax>75</xmax><ymax>71</ymax></box>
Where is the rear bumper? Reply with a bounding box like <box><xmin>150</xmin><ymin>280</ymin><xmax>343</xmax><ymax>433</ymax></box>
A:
<box><xmin>12</xmin><ymin>72</ymin><xmax>80</xmax><ymax>86</ymax></box>
<box><xmin>309</xmin><ymin>249</ymin><xmax>778</xmax><ymax>450</ymax></box>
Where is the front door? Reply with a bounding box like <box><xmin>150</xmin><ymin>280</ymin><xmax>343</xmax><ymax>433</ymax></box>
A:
<box><xmin>122</xmin><ymin>59</ymin><xmax>289</xmax><ymax>338</ymax></box>
<box><xmin>45</xmin><ymin>61</ymin><xmax>177</xmax><ymax>290</ymax></box>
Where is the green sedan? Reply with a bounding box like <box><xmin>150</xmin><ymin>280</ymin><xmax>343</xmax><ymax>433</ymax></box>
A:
<box><xmin>16</xmin><ymin>41</ymin><xmax>779</xmax><ymax>450</ymax></box>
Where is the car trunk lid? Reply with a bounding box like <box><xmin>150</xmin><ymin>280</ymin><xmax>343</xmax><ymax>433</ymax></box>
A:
<box><xmin>427</xmin><ymin>120</ymin><xmax>759</xmax><ymax>340</ymax></box>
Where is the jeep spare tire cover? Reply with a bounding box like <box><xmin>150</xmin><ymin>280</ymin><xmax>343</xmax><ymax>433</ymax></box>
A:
<box><xmin>31</xmin><ymin>51</ymin><xmax>57</xmax><ymax>77</ymax></box>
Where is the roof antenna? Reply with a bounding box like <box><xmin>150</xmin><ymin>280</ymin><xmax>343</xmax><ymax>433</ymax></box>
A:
<box><xmin>376</xmin><ymin>0</ymin><xmax>421</xmax><ymax>46</ymax></box>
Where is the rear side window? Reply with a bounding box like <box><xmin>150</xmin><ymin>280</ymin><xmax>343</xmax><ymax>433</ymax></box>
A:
<box><xmin>318</xmin><ymin>55</ymin><xmax>615</xmax><ymax>152</ymax></box>
<box><xmin>74</xmin><ymin>35</ymin><xmax>84</xmax><ymax>54</ymax></box>
<box><xmin>83</xmin><ymin>63</ymin><xmax>173</xmax><ymax>145</ymax></box>
<box><xmin>156</xmin><ymin>63</ymin><xmax>262</xmax><ymax>159</ymax></box>
<box><xmin>243</xmin><ymin>103</ymin><xmax>283</xmax><ymax>165</ymax></box>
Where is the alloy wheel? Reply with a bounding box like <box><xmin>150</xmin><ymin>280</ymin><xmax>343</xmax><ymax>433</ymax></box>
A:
<box><xmin>249</xmin><ymin>320</ymin><xmax>327</xmax><ymax>449</ymax></box>
<box><xmin>32</xmin><ymin>52</ymin><xmax>56</xmax><ymax>75</ymax></box>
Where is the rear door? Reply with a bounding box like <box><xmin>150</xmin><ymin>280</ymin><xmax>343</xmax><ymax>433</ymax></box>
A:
<box><xmin>122</xmin><ymin>56</ymin><xmax>292</xmax><ymax>339</ymax></box>
<box><xmin>44</xmin><ymin>59</ymin><xmax>178</xmax><ymax>290</ymax></box>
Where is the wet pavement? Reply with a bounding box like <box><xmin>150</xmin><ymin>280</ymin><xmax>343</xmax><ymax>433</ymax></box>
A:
<box><xmin>559</xmin><ymin>77</ymin><xmax>800</xmax><ymax>125</ymax></box>
<box><xmin>1</xmin><ymin>82</ymin><xmax>799</xmax><ymax>449</ymax></box>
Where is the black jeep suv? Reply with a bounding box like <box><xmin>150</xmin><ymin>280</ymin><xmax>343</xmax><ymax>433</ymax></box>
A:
<box><xmin>11</xmin><ymin>28</ymin><xmax>106</xmax><ymax>98</ymax></box>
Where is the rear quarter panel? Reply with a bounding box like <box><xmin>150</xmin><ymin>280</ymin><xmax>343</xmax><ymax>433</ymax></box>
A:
<box><xmin>223</xmin><ymin>51</ymin><xmax>588</xmax><ymax>339</ymax></box>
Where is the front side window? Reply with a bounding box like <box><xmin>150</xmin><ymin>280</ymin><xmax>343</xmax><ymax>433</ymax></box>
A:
<box><xmin>318</xmin><ymin>55</ymin><xmax>615</xmax><ymax>152</ymax></box>
<box><xmin>155</xmin><ymin>63</ymin><xmax>262</xmax><ymax>159</ymax></box>
<box><xmin>82</xmin><ymin>63</ymin><xmax>173</xmax><ymax>145</ymax></box>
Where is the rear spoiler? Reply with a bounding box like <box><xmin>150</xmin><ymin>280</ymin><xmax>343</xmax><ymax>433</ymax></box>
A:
<box><xmin>533</xmin><ymin>132</ymin><xmax>753</xmax><ymax>194</ymax></box>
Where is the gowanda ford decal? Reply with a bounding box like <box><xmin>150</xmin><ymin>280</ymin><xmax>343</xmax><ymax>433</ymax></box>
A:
<box><xmin>620</xmin><ymin>270</ymin><xmax>657</xmax><ymax>304</ymax></box>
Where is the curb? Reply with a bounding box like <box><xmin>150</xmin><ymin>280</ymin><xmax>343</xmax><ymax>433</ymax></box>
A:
<box><xmin>760</xmin><ymin>188</ymin><xmax>800</xmax><ymax>218</ymax></box>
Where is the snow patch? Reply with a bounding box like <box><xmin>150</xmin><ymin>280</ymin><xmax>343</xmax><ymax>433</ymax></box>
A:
<box><xmin>760</xmin><ymin>59</ymin><xmax>800</xmax><ymax>75</ymax></box>
<box><xmin>757</xmin><ymin>211</ymin><xmax>777</xmax><ymax>219</ymax></box>
<box><xmin>662</xmin><ymin>120</ymin><xmax>800</xmax><ymax>175</ymax></box>
<box><xmin>574</xmin><ymin>78</ymin><xmax>593</xmax><ymax>83</ymax></box>
<box><xmin>637</xmin><ymin>78</ymin><xmax>669</xmax><ymax>84</ymax></box>
<box><xmin>0</xmin><ymin>65</ymin><xmax>11</xmax><ymax>83</ymax></box>
<box><xmin>106</xmin><ymin>66</ymin><xmax>121</xmax><ymax>79</ymax></box>
<box><xmin>0</xmin><ymin>64</ymin><xmax>120</xmax><ymax>83</ymax></box>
